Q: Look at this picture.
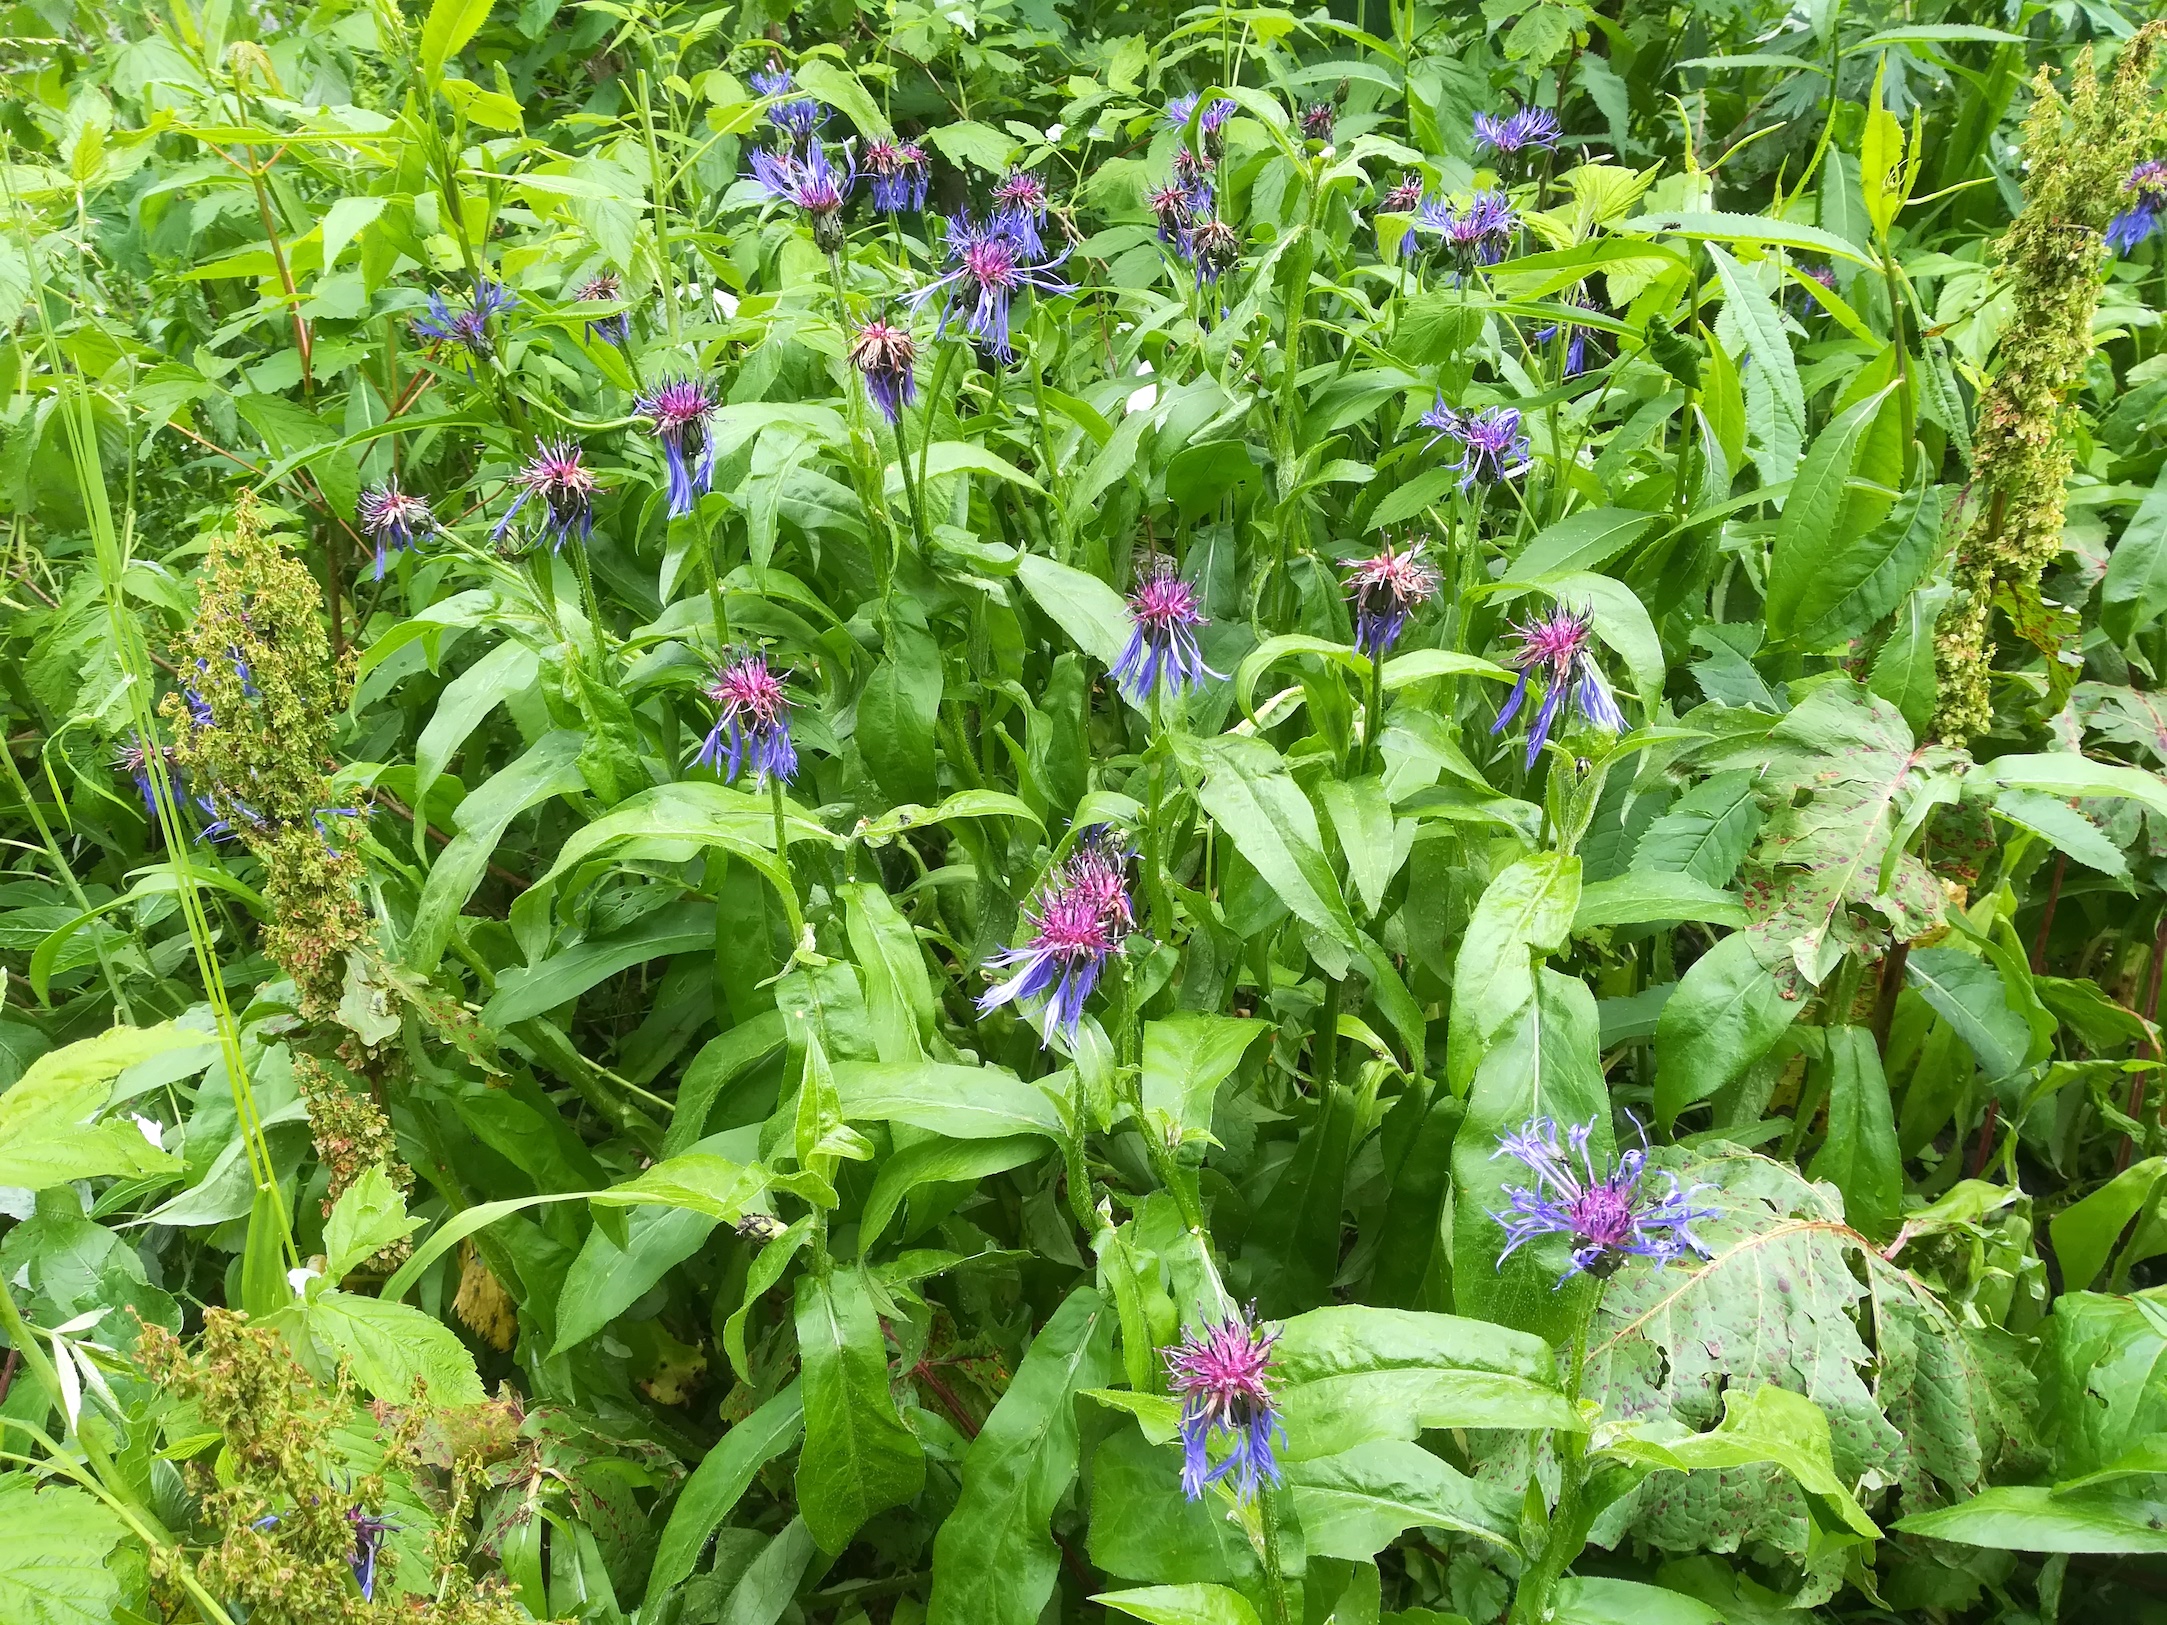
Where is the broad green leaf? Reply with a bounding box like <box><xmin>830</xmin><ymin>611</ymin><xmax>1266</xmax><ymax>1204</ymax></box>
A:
<box><xmin>1765</xmin><ymin>387</ymin><xmax>1901</xmax><ymax>639</ymax></box>
<box><xmin>1621</xmin><ymin>1384</ymin><xmax>1878</xmax><ymax>1539</ymax></box>
<box><xmin>0</xmin><ymin>1477</ymin><xmax>128</xmax><ymax>1625</ymax></box>
<box><xmin>1187</xmin><ymin>735</ymin><xmax>1363</xmax><ymax>956</ymax></box>
<box><xmin>1970</xmin><ymin>753</ymin><xmax>2167</xmax><ymax>822</ymax></box>
<box><xmin>842</xmin><ymin>882</ymin><xmax>936</xmax><ymax>1064</ymax></box>
<box><xmin>0</xmin><ymin>1024</ymin><xmax>188</xmax><ymax>1189</ymax></box>
<box><xmin>1896</xmin><ymin>1485</ymin><xmax>2167</xmax><ymax>1553</ymax></box>
<box><xmin>533</xmin><ymin>780</ymin><xmax>823</xmax><ymax>928</ymax></box>
<box><xmin>644</xmin><ymin>1383</ymin><xmax>804</xmax><ymax>1607</ymax></box>
<box><xmin>1446</xmin><ymin>852</ymin><xmax>1580</xmax><ymax>1095</ymax></box>
<box><xmin>1272</xmin><ymin>1302</ymin><xmax>1577</xmax><ymax>1458</ymax></box>
<box><xmin>1905</xmin><ymin>946</ymin><xmax>2034</xmax><ymax>1086</ymax></box>
<box><xmin>1287</xmin><ymin>1438</ymin><xmax>1518</xmax><ymax>1557</ymax></box>
<box><xmin>306</xmin><ymin>1289</ymin><xmax>487</xmax><ymax>1404</ymax></box>
<box><xmin>1318</xmin><ymin>775</ymin><xmax>1402</xmax><ymax>919</ymax></box>
<box><xmin>1573</xmin><ymin>871</ymin><xmax>1746</xmax><ymax>930</ymax></box>
<box><xmin>2050</xmin><ymin>1158</ymin><xmax>2167</xmax><ymax>1292</ymax></box>
<box><xmin>832</xmin><ymin>1060</ymin><xmax>1066</xmax><ymax>1139</ymax></box>
<box><xmin>323</xmin><ymin>1163</ymin><xmax>418</xmax><ymax>1280</ymax></box>
<box><xmin>1018</xmin><ymin>553</ymin><xmax>1134</xmax><ymax>671</ymax></box>
<box><xmin>418</xmin><ymin>0</ymin><xmax>493</xmax><ymax>82</ymax></box>
<box><xmin>793</xmin><ymin>59</ymin><xmax>889</xmax><ymax>136</ymax></box>
<box><xmin>1654</xmin><ymin>932</ymin><xmax>1804</xmax><ymax>1128</ymax></box>
<box><xmin>928</xmin><ymin>1287</ymin><xmax>1117</xmax><ymax>1625</ymax></box>
<box><xmin>1631</xmin><ymin>770</ymin><xmax>1762</xmax><ymax>887</ymax></box>
<box><xmin>1502</xmin><ymin>507</ymin><xmax>1659</xmax><ymax>582</ymax></box>
<box><xmin>795</xmin><ymin>1266</ymin><xmax>927</xmax><ymax>1551</ymax></box>
<box><xmin>1142</xmin><ymin>1013</ymin><xmax>1269</xmax><ymax>1139</ymax></box>
<box><xmin>1870</xmin><ymin>583</ymin><xmax>1949</xmax><ymax>736</ymax></box>
<box><xmin>1094</xmin><ymin>1585</ymin><xmax>1261</xmax><ymax>1625</ymax></box>
<box><xmin>553</xmin><ymin>1203</ymin><xmax>717</xmax><ymax>1353</ymax></box>
<box><xmin>1704</xmin><ymin>245</ymin><xmax>1806</xmax><ymax>485</ymax></box>
<box><xmin>1552</xmin><ymin>1577</ymin><xmax>1726</xmax><ymax>1625</ymax></box>
<box><xmin>481</xmin><ymin>898</ymin><xmax>715</xmax><ymax>1027</ymax></box>
<box><xmin>1626</xmin><ymin>208</ymin><xmax>1877</xmax><ymax>267</ymax></box>
<box><xmin>860</xmin><ymin>1135</ymin><xmax>1045</xmax><ymax>1251</ymax></box>
<box><xmin>590</xmin><ymin>1153</ymin><xmax>770</xmax><ymax>1220</ymax></box>
<box><xmin>1792</xmin><ymin>480</ymin><xmax>1948</xmax><ymax>648</ymax></box>
<box><xmin>2103</xmin><ymin>463</ymin><xmax>2167</xmax><ymax>645</ymax></box>
<box><xmin>406</xmin><ymin>730</ymin><xmax>584</xmax><ymax>973</ymax></box>
<box><xmin>1805</xmin><ymin>1027</ymin><xmax>1901</xmax><ymax>1238</ymax></box>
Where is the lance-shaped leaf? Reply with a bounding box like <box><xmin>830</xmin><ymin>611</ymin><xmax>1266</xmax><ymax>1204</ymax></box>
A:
<box><xmin>795</xmin><ymin>1265</ymin><xmax>927</xmax><ymax>1551</ymax></box>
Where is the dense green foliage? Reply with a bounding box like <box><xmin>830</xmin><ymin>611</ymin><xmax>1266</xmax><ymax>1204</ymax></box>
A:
<box><xmin>8</xmin><ymin>0</ymin><xmax>2167</xmax><ymax>1620</ymax></box>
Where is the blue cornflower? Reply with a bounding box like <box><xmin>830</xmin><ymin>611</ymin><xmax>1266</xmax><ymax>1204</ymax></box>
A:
<box><xmin>634</xmin><ymin>376</ymin><xmax>720</xmax><ymax>518</ymax></box>
<box><xmin>1422</xmin><ymin>399</ymin><xmax>1530</xmax><ymax>489</ymax></box>
<box><xmin>347</xmin><ymin>1507</ymin><xmax>396</xmax><ymax>1601</ymax></box>
<box><xmin>977</xmin><ymin>836</ymin><xmax>1133</xmax><ymax>1042</ymax></box>
<box><xmin>908</xmin><ymin>210</ymin><xmax>1074</xmax><ymax>363</ymax></box>
<box><xmin>196</xmin><ymin>793</ymin><xmax>264</xmax><ymax>845</ymax></box>
<box><xmin>1534</xmin><ymin>286</ymin><xmax>1603</xmax><ymax>377</ymax></box>
<box><xmin>695</xmin><ymin>652</ymin><xmax>796</xmax><ymax>785</ymax></box>
<box><xmin>992</xmin><ymin>169</ymin><xmax>1051</xmax><ymax>258</ymax></box>
<box><xmin>1414</xmin><ymin>189</ymin><xmax>1518</xmax><ymax>273</ymax></box>
<box><xmin>2107</xmin><ymin>159</ymin><xmax>2167</xmax><ymax>254</ymax></box>
<box><xmin>1164</xmin><ymin>1309</ymin><xmax>1285</xmax><ymax>1504</ymax></box>
<box><xmin>1490</xmin><ymin>1115</ymin><xmax>1717</xmax><ymax>1283</ymax></box>
<box><xmin>750</xmin><ymin>59</ymin><xmax>823</xmax><ymax>148</ymax></box>
<box><xmin>357</xmin><ymin>478</ymin><xmax>434</xmax><ymax>580</ymax></box>
<box><xmin>574</xmin><ymin>271</ymin><xmax>631</xmax><ymax>346</ymax></box>
<box><xmin>1492</xmin><ymin>605</ymin><xmax>1628</xmax><ymax>766</ymax></box>
<box><xmin>1112</xmin><ymin>559</ymin><xmax>1223</xmax><ymax>703</ymax></box>
<box><xmin>1345</xmin><ymin>539</ymin><xmax>1441</xmax><ymax>659</ymax></box>
<box><xmin>1186</xmin><ymin>217</ymin><xmax>1241</xmax><ymax>286</ymax></box>
<box><xmin>848</xmin><ymin>317</ymin><xmax>917</xmax><ymax>425</ymax></box>
<box><xmin>412</xmin><ymin>279</ymin><xmax>516</xmax><ymax>368</ymax></box>
<box><xmin>493</xmin><ymin>439</ymin><xmax>599</xmax><ymax>554</ymax></box>
<box><xmin>750</xmin><ymin>141</ymin><xmax>855</xmax><ymax>253</ymax></box>
<box><xmin>1473</xmin><ymin>106</ymin><xmax>1563</xmax><ymax>169</ymax></box>
<box><xmin>1167</xmin><ymin>94</ymin><xmax>1237</xmax><ymax>147</ymax></box>
<box><xmin>864</xmin><ymin>139</ymin><xmax>930</xmax><ymax>213</ymax></box>
<box><xmin>116</xmin><ymin>734</ymin><xmax>175</xmax><ymax>820</ymax></box>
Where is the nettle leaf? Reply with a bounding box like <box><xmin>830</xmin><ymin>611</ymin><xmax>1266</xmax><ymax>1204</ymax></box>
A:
<box><xmin>1582</xmin><ymin>1144</ymin><xmax>2031</xmax><ymax>1565</ymax></box>
<box><xmin>0</xmin><ymin>1024</ymin><xmax>189</xmax><ymax>1190</ymax></box>
<box><xmin>0</xmin><ymin>1476</ymin><xmax>129</xmax><ymax>1625</ymax></box>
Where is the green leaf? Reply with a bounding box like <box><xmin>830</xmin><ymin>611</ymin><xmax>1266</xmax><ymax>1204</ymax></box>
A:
<box><xmin>1631</xmin><ymin>770</ymin><xmax>1762</xmax><ymax>887</ymax></box>
<box><xmin>419</xmin><ymin>0</ymin><xmax>494</xmax><ymax>83</ymax></box>
<box><xmin>1654</xmin><ymin>932</ymin><xmax>1805</xmax><ymax>1128</ymax></box>
<box><xmin>900</xmin><ymin>440</ymin><xmax>1044</xmax><ymax>497</ymax></box>
<box><xmin>1805</xmin><ymin>1028</ymin><xmax>1902</xmax><ymax>1238</ymax></box>
<box><xmin>1573</xmin><ymin>872</ymin><xmax>1746</xmax><ymax>931</ymax></box>
<box><xmin>1233</xmin><ymin>634</ymin><xmax>1370</xmax><ymax>721</ymax></box>
<box><xmin>1272</xmin><ymin>1303</ymin><xmax>1578</xmax><ymax>1458</ymax></box>
<box><xmin>481</xmin><ymin>898</ymin><xmax>716</xmax><ymax>1027</ymax></box>
<box><xmin>0</xmin><ymin>1477</ymin><xmax>128</xmax><ymax>1625</ymax></box>
<box><xmin>1869</xmin><ymin>583</ymin><xmax>1950</xmax><ymax>737</ymax></box>
<box><xmin>2103</xmin><ymin>464</ymin><xmax>2167</xmax><ymax>644</ymax></box>
<box><xmin>1094</xmin><ymin>1585</ymin><xmax>1261</xmax><ymax>1625</ymax></box>
<box><xmin>1552</xmin><ymin>1577</ymin><xmax>1726</xmax><ymax>1625</ymax></box>
<box><xmin>0</xmin><ymin>1024</ymin><xmax>188</xmax><ymax>1189</ymax></box>
<box><xmin>1617</xmin><ymin>1384</ymin><xmax>1879</xmax><ymax>1540</ymax></box>
<box><xmin>2050</xmin><ymin>1158</ymin><xmax>2167</xmax><ymax>1292</ymax></box>
<box><xmin>1626</xmin><ymin>209</ymin><xmax>1878</xmax><ymax>267</ymax></box>
<box><xmin>927</xmin><ymin>118</ymin><xmax>1020</xmax><ymax>172</ymax></box>
<box><xmin>645</xmin><ymin>1383</ymin><xmax>804</xmax><ymax>1605</ymax></box>
<box><xmin>1969</xmin><ymin>753</ymin><xmax>2167</xmax><ymax>822</ymax></box>
<box><xmin>1765</xmin><ymin>386</ymin><xmax>1901</xmax><ymax>639</ymax></box>
<box><xmin>860</xmin><ymin>1135</ymin><xmax>1045</xmax><ymax>1251</ymax></box>
<box><xmin>1446</xmin><ymin>852</ymin><xmax>1580</xmax><ymax>1095</ymax></box>
<box><xmin>842</xmin><ymin>882</ymin><xmax>936</xmax><ymax>1064</ymax></box>
<box><xmin>1502</xmin><ymin>507</ymin><xmax>1659</xmax><ymax>582</ymax></box>
<box><xmin>1791</xmin><ymin>480</ymin><xmax>1947</xmax><ymax>648</ymax></box>
<box><xmin>1454</xmin><ymin>971</ymin><xmax>1611</xmax><ymax>1341</ymax></box>
<box><xmin>531</xmin><ymin>780</ymin><xmax>824</xmax><ymax>922</ymax></box>
<box><xmin>306</xmin><ymin>1289</ymin><xmax>487</xmax><ymax>1404</ymax></box>
<box><xmin>793</xmin><ymin>58</ymin><xmax>890</xmax><ymax>136</ymax></box>
<box><xmin>1187</xmin><ymin>735</ymin><xmax>1363</xmax><ymax>956</ymax></box>
<box><xmin>1142</xmin><ymin>1014</ymin><xmax>1269</xmax><ymax>1139</ymax></box>
<box><xmin>860</xmin><ymin>640</ymin><xmax>944</xmax><ymax>809</ymax></box>
<box><xmin>1018</xmin><ymin>553</ymin><xmax>1134</xmax><ymax>671</ymax></box>
<box><xmin>832</xmin><ymin>1060</ymin><xmax>1066</xmax><ymax>1139</ymax></box>
<box><xmin>1287</xmin><ymin>1438</ymin><xmax>1518</xmax><ymax>1558</ymax></box>
<box><xmin>323</xmin><ymin>1163</ymin><xmax>419</xmax><ymax>1280</ymax></box>
<box><xmin>795</xmin><ymin>1266</ymin><xmax>927</xmax><ymax>1551</ymax></box>
<box><xmin>1703</xmin><ymin>245</ymin><xmax>1806</xmax><ymax>486</ymax></box>
<box><xmin>1318</xmin><ymin>775</ymin><xmax>1402</xmax><ymax>919</ymax></box>
<box><xmin>1897</xmin><ymin>1485</ymin><xmax>2167</xmax><ymax>1554</ymax></box>
<box><xmin>407</xmin><ymin>730</ymin><xmax>584</xmax><ymax>973</ymax></box>
<box><xmin>928</xmin><ymin>1288</ymin><xmax>1118</xmax><ymax>1625</ymax></box>
<box><xmin>1905</xmin><ymin>946</ymin><xmax>2034</xmax><ymax>1086</ymax></box>
<box><xmin>553</xmin><ymin>1203</ymin><xmax>717</xmax><ymax>1353</ymax></box>
<box><xmin>590</xmin><ymin>1153</ymin><xmax>770</xmax><ymax>1220</ymax></box>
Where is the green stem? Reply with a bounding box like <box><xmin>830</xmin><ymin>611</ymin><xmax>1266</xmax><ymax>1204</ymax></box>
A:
<box><xmin>1509</xmin><ymin>1284</ymin><xmax>1605</xmax><ymax>1625</ymax></box>
<box><xmin>769</xmin><ymin>771</ymin><xmax>795</xmax><ymax>914</ymax></box>
<box><xmin>1256</xmin><ymin>1485</ymin><xmax>1295</xmax><ymax>1625</ymax></box>
<box><xmin>0</xmin><ymin>1277</ymin><xmax>156</xmax><ymax>1530</ymax></box>
<box><xmin>637</xmin><ymin>70</ymin><xmax>681</xmax><ymax>344</ymax></box>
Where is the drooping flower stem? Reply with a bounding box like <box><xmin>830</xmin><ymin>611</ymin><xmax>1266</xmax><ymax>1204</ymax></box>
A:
<box><xmin>769</xmin><ymin>770</ymin><xmax>795</xmax><ymax>912</ymax></box>
<box><xmin>1361</xmin><ymin>642</ymin><xmax>1387</xmax><ymax>780</ymax></box>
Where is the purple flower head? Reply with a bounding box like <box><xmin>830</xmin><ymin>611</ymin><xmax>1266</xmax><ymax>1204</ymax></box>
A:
<box><xmin>635</xmin><ymin>375</ymin><xmax>721</xmax><ymax>518</ymax></box>
<box><xmin>977</xmin><ymin>839</ymin><xmax>1134</xmax><ymax>1042</ymax></box>
<box><xmin>2108</xmin><ymin>159</ymin><xmax>2167</xmax><ymax>253</ymax></box>
<box><xmin>1187</xmin><ymin>216</ymin><xmax>1242</xmax><ymax>286</ymax></box>
<box><xmin>196</xmin><ymin>792</ymin><xmax>264</xmax><ymax>845</ymax></box>
<box><xmin>1172</xmin><ymin>146</ymin><xmax>1212</xmax><ymax>198</ymax></box>
<box><xmin>1163</xmin><ymin>1309</ymin><xmax>1284</xmax><ymax>1503</ymax></box>
<box><xmin>413</xmin><ymin>279</ymin><xmax>516</xmax><ymax>366</ymax></box>
<box><xmin>751</xmin><ymin>142</ymin><xmax>856</xmax><ymax>253</ymax></box>
<box><xmin>1490</xmin><ymin>1115</ymin><xmax>1717</xmax><ymax>1283</ymax></box>
<box><xmin>1418</xmin><ymin>189</ymin><xmax>1517</xmax><ymax>273</ymax></box>
<box><xmin>864</xmin><ymin>139</ymin><xmax>930</xmax><ymax>213</ymax></box>
<box><xmin>696</xmin><ymin>651</ymin><xmax>797</xmax><ymax>785</ymax></box>
<box><xmin>1113</xmin><ymin>558</ymin><xmax>1223</xmax><ymax>703</ymax></box>
<box><xmin>992</xmin><ymin>173</ymin><xmax>1052</xmax><ymax>258</ymax></box>
<box><xmin>848</xmin><ymin>317</ymin><xmax>918</xmax><ymax>425</ymax></box>
<box><xmin>1474</xmin><ymin>106</ymin><xmax>1563</xmax><ymax>169</ymax></box>
<box><xmin>1345</xmin><ymin>539</ymin><xmax>1442</xmax><ymax>658</ymax></box>
<box><xmin>181</xmin><ymin>665</ymin><xmax>216</xmax><ymax>731</ymax></box>
<box><xmin>574</xmin><ymin>271</ymin><xmax>631</xmax><ymax>346</ymax></box>
<box><xmin>1167</xmin><ymin>94</ymin><xmax>1238</xmax><ymax>141</ymax></box>
<box><xmin>1422</xmin><ymin>398</ymin><xmax>1530</xmax><ymax>490</ymax></box>
<box><xmin>1148</xmin><ymin>178</ymin><xmax>1198</xmax><ymax>244</ymax></box>
<box><xmin>117</xmin><ymin>734</ymin><xmax>177</xmax><ymax>821</ymax></box>
<box><xmin>909</xmin><ymin>210</ymin><xmax>1075</xmax><ymax>364</ymax></box>
<box><xmin>1301</xmin><ymin>102</ymin><xmax>1336</xmax><ymax>144</ymax></box>
<box><xmin>750</xmin><ymin>61</ymin><xmax>824</xmax><ymax>148</ymax></box>
<box><xmin>347</xmin><ymin>1506</ymin><xmax>397</xmax><ymax>1601</ymax></box>
<box><xmin>494</xmin><ymin>438</ymin><xmax>599</xmax><ymax>554</ymax></box>
<box><xmin>1382</xmin><ymin>171</ymin><xmax>1426</xmax><ymax>213</ymax></box>
<box><xmin>357</xmin><ymin>477</ymin><xmax>434</xmax><ymax>580</ymax></box>
<box><xmin>1492</xmin><ymin>604</ymin><xmax>1627</xmax><ymax>766</ymax></box>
